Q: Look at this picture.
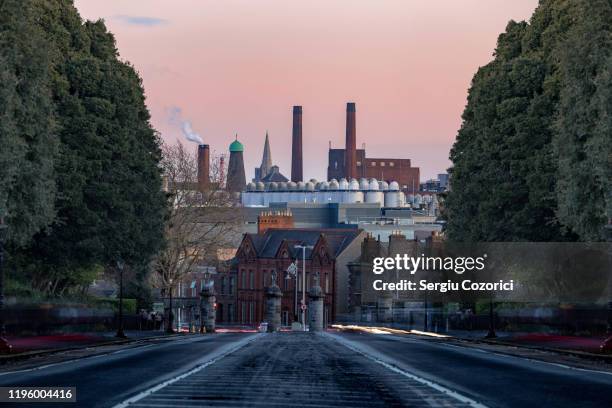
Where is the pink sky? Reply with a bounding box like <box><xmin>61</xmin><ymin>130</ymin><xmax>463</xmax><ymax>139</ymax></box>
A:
<box><xmin>75</xmin><ymin>0</ymin><xmax>538</xmax><ymax>181</ymax></box>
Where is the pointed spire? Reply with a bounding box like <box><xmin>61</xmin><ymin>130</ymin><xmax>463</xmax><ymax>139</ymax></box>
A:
<box><xmin>259</xmin><ymin>131</ymin><xmax>273</xmax><ymax>179</ymax></box>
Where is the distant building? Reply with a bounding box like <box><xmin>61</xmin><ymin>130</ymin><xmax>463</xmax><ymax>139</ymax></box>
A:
<box><xmin>347</xmin><ymin>231</ymin><xmax>441</xmax><ymax>323</ymax></box>
<box><xmin>420</xmin><ymin>174</ymin><xmax>449</xmax><ymax>193</ymax></box>
<box><xmin>234</xmin><ymin>228</ymin><xmax>366</xmax><ymax>326</ymax></box>
<box><xmin>227</xmin><ymin>136</ymin><xmax>246</xmax><ymax>193</ymax></box>
<box><xmin>438</xmin><ymin>173</ymin><xmax>449</xmax><ymax>190</ymax></box>
<box><xmin>254</xmin><ymin>132</ymin><xmax>289</xmax><ymax>183</ymax></box>
<box><xmin>327</xmin><ymin>103</ymin><xmax>420</xmax><ymax>193</ymax></box>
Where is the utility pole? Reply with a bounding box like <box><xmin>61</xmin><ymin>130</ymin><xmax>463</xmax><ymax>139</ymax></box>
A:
<box><xmin>115</xmin><ymin>260</ymin><xmax>127</xmax><ymax>339</ymax></box>
<box><xmin>295</xmin><ymin>245</ymin><xmax>313</xmax><ymax>331</ymax></box>
<box><xmin>0</xmin><ymin>217</ymin><xmax>11</xmax><ymax>353</ymax></box>
<box><xmin>286</xmin><ymin>262</ymin><xmax>298</xmax><ymax>322</ymax></box>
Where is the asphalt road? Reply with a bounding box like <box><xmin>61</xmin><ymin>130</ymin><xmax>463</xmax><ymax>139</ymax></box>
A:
<box><xmin>0</xmin><ymin>333</ymin><xmax>255</xmax><ymax>408</ymax></box>
<box><xmin>329</xmin><ymin>331</ymin><xmax>612</xmax><ymax>408</ymax></box>
<box><xmin>1</xmin><ymin>331</ymin><xmax>611</xmax><ymax>407</ymax></box>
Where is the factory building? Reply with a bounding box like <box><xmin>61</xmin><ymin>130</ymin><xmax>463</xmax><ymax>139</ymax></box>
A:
<box><xmin>328</xmin><ymin>103</ymin><xmax>420</xmax><ymax>193</ymax></box>
<box><xmin>242</xmin><ymin>178</ymin><xmax>406</xmax><ymax>207</ymax></box>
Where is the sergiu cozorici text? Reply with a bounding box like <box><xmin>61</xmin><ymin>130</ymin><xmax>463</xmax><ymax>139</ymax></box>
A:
<box><xmin>371</xmin><ymin>254</ymin><xmax>514</xmax><ymax>293</ymax></box>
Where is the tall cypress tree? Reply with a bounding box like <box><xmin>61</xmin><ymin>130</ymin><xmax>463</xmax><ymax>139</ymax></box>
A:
<box><xmin>5</xmin><ymin>0</ymin><xmax>166</xmax><ymax>296</ymax></box>
<box><xmin>0</xmin><ymin>0</ymin><xmax>58</xmax><ymax>246</ymax></box>
<box><xmin>446</xmin><ymin>0</ymin><xmax>611</xmax><ymax>242</ymax></box>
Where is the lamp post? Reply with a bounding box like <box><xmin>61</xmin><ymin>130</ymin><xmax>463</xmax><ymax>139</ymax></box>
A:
<box><xmin>286</xmin><ymin>262</ymin><xmax>298</xmax><ymax>322</ymax></box>
<box><xmin>166</xmin><ymin>278</ymin><xmax>174</xmax><ymax>334</ymax></box>
<box><xmin>485</xmin><ymin>297</ymin><xmax>496</xmax><ymax>339</ymax></box>
<box><xmin>294</xmin><ymin>245</ymin><xmax>313</xmax><ymax>331</ymax></box>
<box><xmin>115</xmin><ymin>260</ymin><xmax>127</xmax><ymax>339</ymax></box>
<box><xmin>0</xmin><ymin>217</ymin><xmax>11</xmax><ymax>353</ymax></box>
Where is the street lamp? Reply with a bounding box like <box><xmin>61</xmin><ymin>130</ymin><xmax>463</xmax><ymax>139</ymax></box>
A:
<box><xmin>485</xmin><ymin>297</ymin><xmax>496</xmax><ymax>339</ymax></box>
<box><xmin>0</xmin><ymin>217</ymin><xmax>11</xmax><ymax>353</ymax></box>
<box><xmin>166</xmin><ymin>278</ymin><xmax>174</xmax><ymax>334</ymax></box>
<box><xmin>286</xmin><ymin>262</ymin><xmax>298</xmax><ymax>322</ymax></box>
<box><xmin>115</xmin><ymin>259</ymin><xmax>127</xmax><ymax>339</ymax></box>
<box><xmin>294</xmin><ymin>245</ymin><xmax>313</xmax><ymax>332</ymax></box>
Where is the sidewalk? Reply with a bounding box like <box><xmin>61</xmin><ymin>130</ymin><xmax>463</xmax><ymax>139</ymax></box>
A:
<box><xmin>332</xmin><ymin>324</ymin><xmax>611</xmax><ymax>357</ymax></box>
<box><xmin>446</xmin><ymin>330</ymin><xmax>608</xmax><ymax>353</ymax></box>
<box><xmin>1</xmin><ymin>330</ymin><xmax>173</xmax><ymax>358</ymax></box>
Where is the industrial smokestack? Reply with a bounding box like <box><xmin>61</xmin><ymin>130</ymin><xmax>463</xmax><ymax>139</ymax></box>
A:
<box><xmin>197</xmin><ymin>144</ymin><xmax>210</xmax><ymax>192</ymax></box>
<box><xmin>291</xmin><ymin>105</ymin><xmax>303</xmax><ymax>182</ymax></box>
<box><xmin>345</xmin><ymin>102</ymin><xmax>357</xmax><ymax>180</ymax></box>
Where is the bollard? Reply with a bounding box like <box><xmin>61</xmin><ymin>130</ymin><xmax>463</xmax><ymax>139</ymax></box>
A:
<box><xmin>200</xmin><ymin>286</ymin><xmax>216</xmax><ymax>333</ymax></box>
<box><xmin>309</xmin><ymin>284</ymin><xmax>324</xmax><ymax>332</ymax></box>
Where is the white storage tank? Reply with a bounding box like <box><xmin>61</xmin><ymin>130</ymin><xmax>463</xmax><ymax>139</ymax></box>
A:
<box><xmin>369</xmin><ymin>178</ymin><xmax>379</xmax><ymax>191</ymax></box>
<box><xmin>366</xmin><ymin>191</ymin><xmax>384</xmax><ymax>205</ymax></box>
<box><xmin>359</xmin><ymin>178</ymin><xmax>369</xmax><ymax>190</ymax></box>
<box><xmin>384</xmin><ymin>191</ymin><xmax>400</xmax><ymax>207</ymax></box>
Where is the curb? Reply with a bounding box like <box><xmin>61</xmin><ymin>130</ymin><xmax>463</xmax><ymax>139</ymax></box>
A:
<box><xmin>330</xmin><ymin>325</ymin><xmax>612</xmax><ymax>363</ymax></box>
<box><xmin>0</xmin><ymin>333</ymin><xmax>187</xmax><ymax>365</ymax></box>
<box><xmin>452</xmin><ymin>336</ymin><xmax>612</xmax><ymax>363</ymax></box>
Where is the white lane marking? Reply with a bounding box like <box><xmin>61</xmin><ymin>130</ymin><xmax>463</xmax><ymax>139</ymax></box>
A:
<box><xmin>323</xmin><ymin>332</ymin><xmax>489</xmax><ymax>408</ymax></box>
<box><xmin>112</xmin><ymin>334</ymin><xmax>263</xmax><ymax>408</ymax></box>
<box><xmin>0</xmin><ymin>334</ymin><xmax>216</xmax><ymax>376</ymax></box>
<box><xmin>383</xmin><ymin>333</ymin><xmax>612</xmax><ymax>377</ymax></box>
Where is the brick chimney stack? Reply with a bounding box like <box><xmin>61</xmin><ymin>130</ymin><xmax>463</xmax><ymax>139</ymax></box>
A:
<box><xmin>291</xmin><ymin>106</ymin><xmax>303</xmax><ymax>182</ymax></box>
<box><xmin>257</xmin><ymin>210</ymin><xmax>294</xmax><ymax>234</ymax></box>
<box><xmin>345</xmin><ymin>102</ymin><xmax>357</xmax><ymax>180</ymax></box>
<box><xmin>197</xmin><ymin>144</ymin><xmax>210</xmax><ymax>192</ymax></box>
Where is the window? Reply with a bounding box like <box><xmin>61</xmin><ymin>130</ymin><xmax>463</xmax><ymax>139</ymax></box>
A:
<box><xmin>380</xmin><ymin>162</ymin><xmax>385</xmax><ymax>167</ymax></box>
<box><xmin>241</xmin><ymin>269</ymin><xmax>246</xmax><ymax>289</ymax></box>
<box><xmin>356</xmin><ymin>161</ymin><xmax>362</xmax><ymax>167</ymax></box>
<box><xmin>228</xmin><ymin>304</ymin><xmax>235</xmax><ymax>322</ymax></box>
<box><xmin>262</xmin><ymin>270</ymin><xmax>267</xmax><ymax>287</ymax></box>
<box><xmin>229</xmin><ymin>277</ymin><xmax>235</xmax><ymax>295</ymax></box>
<box><xmin>221</xmin><ymin>277</ymin><xmax>227</xmax><ymax>295</ymax></box>
<box><xmin>241</xmin><ymin>302</ymin><xmax>246</xmax><ymax>323</ymax></box>
<box><xmin>389</xmin><ymin>162</ymin><xmax>395</xmax><ymax>167</ymax></box>
<box><xmin>270</xmin><ymin>269</ymin><xmax>276</xmax><ymax>285</ymax></box>
<box><xmin>249</xmin><ymin>270</ymin><xmax>254</xmax><ymax>289</ymax></box>
<box><xmin>325</xmin><ymin>273</ymin><xmax>329</xmax><ymax>293</ymax></box>
<box><xmin>371</xmin><ymin>162</ymin><xmax>376</xmax><ymax>167</ymax></box>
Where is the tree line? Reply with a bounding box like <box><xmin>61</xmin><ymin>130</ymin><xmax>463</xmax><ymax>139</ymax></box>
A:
<box><xmin>445</xmin><ymin>0</ymin><xmax>611</xmax><ymax>242</ymax></box>
<box><xmin>0</xmin><ymin>0</ymin><xmax>166</xmax><ymax>301</ymax></box>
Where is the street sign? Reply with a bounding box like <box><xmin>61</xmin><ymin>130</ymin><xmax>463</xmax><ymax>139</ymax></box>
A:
<box><xmin>286</xmin><ymin>262</ymin><xmax>297</xmax><ymax>276</ymax></box>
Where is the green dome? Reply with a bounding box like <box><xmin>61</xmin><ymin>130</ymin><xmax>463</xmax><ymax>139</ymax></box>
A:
<box><xmin>229</xmin><ymin>139</ymin><xmax>244</xmax><ymax>152</ymax></box>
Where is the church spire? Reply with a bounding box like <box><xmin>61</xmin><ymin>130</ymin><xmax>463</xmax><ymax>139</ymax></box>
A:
<box><xmin>259</xmin><ymin>131</ymin><xmax>272</xmax><ymax>179</ymax></box>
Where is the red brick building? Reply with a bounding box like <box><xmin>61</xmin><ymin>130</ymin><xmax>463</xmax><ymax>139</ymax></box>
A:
<box><xmin>328</xmin><ymin>148</ymin><xmax>420</xmax><ymax>193</ymax></box>
<box><xmin>326</xmin><ymin>103</ymin><xmax>419</xmax><ymax>193</ymax></box>
<box><xmin>235</xmin><ymin>228</ymin><xmax>365</xmax><ymax>327</ymax></box>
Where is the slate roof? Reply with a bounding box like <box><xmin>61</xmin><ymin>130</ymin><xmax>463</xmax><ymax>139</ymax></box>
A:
<box><xmin>245</xmin><ymin>228</ymin><xmax>362</xmax><ymax>260</ymax></box>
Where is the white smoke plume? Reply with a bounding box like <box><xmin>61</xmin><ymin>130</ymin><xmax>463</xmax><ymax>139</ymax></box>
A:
<box><xmin>167</xmin><ymin>106</ymin><xmax>204</xmax><ymax>144</ymax></box>
<box><xmin>181</xmin><ymin>121</ymin><xmax>204</xmax><ymax>144</ymax></box>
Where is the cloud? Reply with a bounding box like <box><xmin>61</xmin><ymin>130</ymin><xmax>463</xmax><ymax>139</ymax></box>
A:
<box><xmin>112</xmin><ymin>15</ymin><xmax>167</xmax><ymax>26</ymax></box>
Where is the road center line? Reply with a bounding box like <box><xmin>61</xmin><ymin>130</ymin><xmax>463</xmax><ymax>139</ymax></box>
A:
<box><xmin>322</xmin><ymin>332</ymin><xmax>490</xmax><ymax>408</ymax></box>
